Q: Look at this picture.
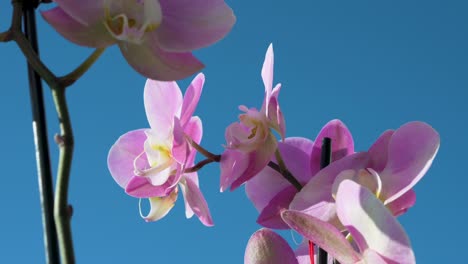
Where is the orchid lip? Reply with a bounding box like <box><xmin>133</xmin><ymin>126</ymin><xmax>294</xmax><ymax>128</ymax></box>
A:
<box><xmin>103</xmin><ymin>0</ymin><xmax>162</xmax><ymax>44</ymax></box>
<box><xmin>133</xmin><ymin>151</ymin><xmax>173</xmax><ymax>177</ymax></box>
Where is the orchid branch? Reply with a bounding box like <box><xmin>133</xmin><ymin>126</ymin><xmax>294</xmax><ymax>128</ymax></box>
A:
<box><xmin>59</xmin><ymin>48</ymin><xmax>106</xmax><ymax>87</ymax></box>
<box><xmin>4</xmin><ymin>2</ymin><xmax>105</xmax><ymax>263</ymax></box>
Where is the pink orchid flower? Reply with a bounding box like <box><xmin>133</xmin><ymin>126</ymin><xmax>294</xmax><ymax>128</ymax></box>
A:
<box><xmin>282</xmin><ymin>180</ymin><xmax>416</xmax><ymax>264</ymax></box>
<box><xmin>245</xmin><ymin>120</ymin><xmax>354</xmax><ymax>229</ymax></box>
<box><xmin>290</xmin><ymin>121</ymin><xmax>439</xmax><ymax>228</ymax></box>
<box><xmin>220</xmin><ymin>44</ymin><xmax>286</xmax><ymax>191</ymax></box>
<box><xmin>107</xmin><ymin>73</ymin><xmax>213</xmax><ymax>226</ymax></box>
<box><xmin>42</xmin><ymin>0</ymin><xmax>235</xmax><ymax>81</ymax></box>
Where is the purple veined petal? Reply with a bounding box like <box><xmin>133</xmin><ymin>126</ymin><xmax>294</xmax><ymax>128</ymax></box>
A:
<box><xmin>290</xmin><ymin>152</ymin><xmax>371</xmax><ymax>222</ymax></box>
<box><xmin>125</xmin><ymin>176</ymin><xmax>173</xmax><ymax>198</ymax></box>
<box><xmin>257</xmin><ymin>186</ymin><xmax>297</xmax><ymax>229</ymax></box>
<box><xmin>219</xmin><ymin>149</ymin><xmax>249</xmax><ymax>192</ymax></box>
<box><xmin>156</xmin><ymin>0</ymin><xmax>235</xmax><ymax>52</ymax></box>
<box><xmin>244</xmin><ymin>228</ymin><xmax>298</xmax><ymax>264</ymax></box>
<box><xmin>266</xmin><ymin>87</ymin><xmax>286</xmax><ymax>140</ymax></box>
<box><xmin>108</xmin><ymin>129</ymin><xmax>148</xmax><ymax>189</ymax></box>
<box><xmin>180</xmin><ymin>73</ymin><xmax>205</xmax><ymax>125</ymax></box>
<box><xmin>184</xmin><ymin>116</ymin><xmax>203</xmax><ymax>146</ymax></box>
<box><xmin>245</xmin><ymin>137</ymin><xmax>312</xmax><ymax>211</ymax></box>
<box><xmin>118</xmin><ymin>40</ymin><xmax>204</xmax><ymax>81</ymax></box>
<box><xmin>140</xmin><ymin>187</ymin><xmax>178</xmax><ymax>222</ymax></box>
<box><xmin>336</xmin><ymin>180</ymin><xmax>415</xmax><ymax>264</ymax></box>
<box><xmin>246</xmin><ymin>137</ymin><xmax>313</xmax><ymax>212</ymax></box>
<box><xmin>284</xmin><ymin>137</ymin><xmax>314</xmax><ymax>155</ymax></box>
<box><xmin>379</xmin><ymin>121</ymin><xmax>440</xmax><ymax>203</ymax></box>
<box><xmin>179</xmin><ymin>174</ymin><xmax>214</xmax><ymax>226</ymax></box>
<box><xmin>310</xmin><ymin>119</ymin><xmax>354</xmax><ymax>174</ymax></box>
<box><xmin>180</xmin><ymin>173</ymin><xmax>198</xmax><ymax>219</ymax></box>
<box><xmin>361</xmin><ymin>249</ymin><xmax>388</xmax><ymax>264</ymax></box>
<box><xmin>144</xmin><ymin>77</ymin><xmax>183</xmax><ymax>130</ymax></box>
<box><xmin>385</xmin><ymin>189</ymin><xmax>416</xmax><ymax>217</ymax></box>
<box><xmin>172</xmin><ymin>117</ymin><xmax>190</xmax><ymax>165</ymax></box>
<box><xmin>245</xmin><ymin>166</ymin><xmax>289</xmax><ymax>213</ymax></box>
<box><xmin>331</xmin><ymin>169</ymin><xmax>382</xmax><ymax>200</ymax></box>
<box><xmin>261</xmin><ymin>44</ymin><xmax>274</xmax><ymax>114</ymax></box>
<box><xmin>367</xmin><ymin>130</ymin><xmax>394</xmax><ymax>172</ymax></box>
<box><xmin>54</xmin><ymin>0</ymin><xmax>105</xmax><ymax>26</ymax></box>
<box><xmin>230</xmin><ymin>133</ymin><xmax>278</xmax><ymax>190</ymax></box>
<box><xmin>41</xmin><ymin>7</ymin><xmax>115</xmax><ymax>48</ymax></box>
<box><xmin>281</xmin><ymin>210</ymin><xmax>362</xmax><ymax>264</ymax></box>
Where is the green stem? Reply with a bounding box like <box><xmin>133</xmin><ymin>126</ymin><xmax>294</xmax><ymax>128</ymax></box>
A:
<box><xmin>51</xmin><ymin>87</ymin><xmax>75</xmax><ymax>264</ymax></box>
<box><xmin>59</xmin><ymin>48</ymin><xmax>106</xmax><ymax>87</ymax></box>
<box><xmin>7</xmin><ymin>2</ymin><xmax>102</xmax><ymax>262</ymax></box>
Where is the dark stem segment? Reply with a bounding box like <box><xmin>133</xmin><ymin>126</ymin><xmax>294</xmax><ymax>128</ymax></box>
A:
<box><xmin>318</xmin><ymin>137</ymin><xmax>332</xmax><ymax>264</ymax></box>
<box><xmin>22</xmin><ymin>4</ymin><xmax>60</xmax><ymax>264</ymax></box>
<box><xmin>267</xmin><ymin>161</ymin><xmax>302</xmax><ymax>191</ymax></box>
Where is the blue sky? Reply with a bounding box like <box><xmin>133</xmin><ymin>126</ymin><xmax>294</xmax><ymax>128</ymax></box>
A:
<box><xmin>0</xmin><ymin>0</ymin><xmax>467</xmax><ymax>263</ymax></box>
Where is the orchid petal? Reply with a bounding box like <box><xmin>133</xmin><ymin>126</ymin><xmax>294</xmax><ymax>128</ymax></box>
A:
<box><xmin>380</xmin><ymin>122</ymin><xmax>440</xmax><ymax>203</ymax></box>
<box><xmin>144</xmin><ymin>77</ymin><xmax>182</xmax><ymax>130</ymax></box>
<box><xmin>41</xmin><ymin>7</ymin><xmax>114</xmax><ymax>48</ymax></box>
<box><xmin>257</xmin><ymin>186</ymin><xmax>297</xmax><ymax>229</ymax></box>
<box><xmin>179</xmin><ymin>174</ymin><xmax>213</xmax><ymax>226</ymax></box>
<box><xmin>262</xmin><ymin>44</ymin><xmax>274</xmax><ymax>113</ymax></box>
<box><xmin>174</xmin><ymin>116</ymin><xmax>202</xmax><ymax>166</ymax></box>
<box><xmin>310</xmin><ymin>120</ymin><xmax>354</xmax><ymax>174</ymax></box>
<box><xmin>54</xmin><ymin>0</ymin><xmax>104</xmax><ymax>26</ymax></box>
<box><xmin>367</xmin><ymin>130</ymin><xmax>394</xmax><ymax>172</ymax></box>
<box><xmin>219</xmin><ymin>150</ymin><xmax>249</xmax><ymax>192</ymax></box>
<box><xmin>230</xmin><ymin>133</ymin><xmax>277</xmax><ymax>190</ymax></box>
<box><xmin>157</xmin><ymin>0</ymin><xmax>235</xmax><ymax>52</ymax></box>
<box><xmin>245</xmin><ymin>137</ymin><xmax>313</xmax><ymax>213</ymax></box>
<box><xmin>331</xmin><ymin>169</ymin><xmax>382</xmax><ymax>200</ymax></box>
<box><xmin>140</xmin><ymin>188</ymin><xmax>178</xmax><ymax>222</ymax></box>
<box><xmin>125</xmin><ymin>176</ymin><xmax>172</xmax><ymax>198</ymax></box>
<box><xmin>361</xmin><ymin>249</ymin><xmax>388</xmax><ymax>264</ymax></box>
<box><xmin>385</xmin><ymin>190</ymin><xmax>416</xmax><ymax>217</ymax></box>
<box><xmin>290</xmin><ymin>152</ymin><xmax>370</xmax><ymax>223</ymax></box>
<box><xmin>266</xmin><ymin>85</ymin><xmax>286</xmax><ymax>139</ymax></box>
<box><xmin>281</xmin><ymin>210</ymin><xmax>362</xmax><ymax>264</ymax></box>
<box><xmin>108</xmin><ymin>129</ymin><xmax>147</xmax><ymax>189</ymax></box>
<box><xmin>119</xmin><ymin>40</ymin><xmax>204</xmax><ymax>81</ymax></box>
<box><xmin>244</xmin><ymin>228</ymin><xmax>298</xmax><ymax>264</ymax></box>
<box><xmin>336</xmin><ymin>180</ymin><xmax>415</xmax><ymax>264</ymax></box>
<box><xmin>180</xmin><ymin>73</ymin><xmax>205</xmax><ymax>125</ymax></box>
<box><xmin>171</xmin><ymin>117</ymin><xmax>189</xmax><ymax>165</ymax></box>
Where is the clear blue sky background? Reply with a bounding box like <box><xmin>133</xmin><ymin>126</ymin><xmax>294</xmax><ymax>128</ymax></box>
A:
<box><xmin>0</xmin><ymin>0</ymin><xmax>467</xmax><ymax>263</ymax></box>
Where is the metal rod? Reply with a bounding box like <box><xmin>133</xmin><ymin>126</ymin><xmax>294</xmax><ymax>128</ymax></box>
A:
<box><xmin>318</xmin><ymin>137</ymin><xmax>332</xmax><ymax>264</ymax></box>
<box><xmin>22</xmin><ymin>2</ymin><xmax>60</xmax><ymax>264</ymax></box>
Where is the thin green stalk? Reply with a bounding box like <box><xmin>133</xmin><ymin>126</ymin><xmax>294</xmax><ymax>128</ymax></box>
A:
<box><xmin>59</xmin><ymin>48</ymin><xmax>106</xmax><ymax>87</ymax></box>
<box><xmin>51</xmin><ymin>87</ymin><xmax>75</xmax><ymax>264</ymax></box>
<box><xmin>8</xmin><ymin>2</ymin><xmax>104</xmax><ymax>262</ymax></box>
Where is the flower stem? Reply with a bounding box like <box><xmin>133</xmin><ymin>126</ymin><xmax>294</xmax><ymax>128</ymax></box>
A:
<box><xmin>270</xmin><ymin>149</ymin><xmax>303</xmax><ymax>191</ymax></box>
<box><xmin>184</xmin><ymin>158</ymin><xmax>218</xmax><ymax>173</ymax></box>
<box><xmin>59</xmin><ymin>48</ymin><xmax>106</xmax><ymax>87</ymax></box>
<box><xmin>185</xmin><ymin>135</ymin><xmax>221</xmax><ymax>162</ymax></box>
<box><xmin>22</xmin><ymin>3</ymin><xmax>59</xmax><ymax>263</ymax></box>
<box><xmin>318</xmin><ymin>137</ymin><xmax>332</xmax><ymax>264</ymax></box>
<box><xmin>51</xmin><ymin>87</ymin><xmax>75</xmax><ymax>264</ymax></box>
<box><xmin>7</xmin><ymin>2</ymin><xmax>103</xmax><ymax>262</ymax></box>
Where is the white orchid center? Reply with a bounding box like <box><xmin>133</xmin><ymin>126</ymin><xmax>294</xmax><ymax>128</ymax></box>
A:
<box><xmin>104</xmin><ymin>0</ymin><xmax>162</xmax><ymax>44</ymax></box>
<box><xmin>133</xmin><ymin>129</ymin><xmax>174</xmax><ymax>186</ymax></box>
